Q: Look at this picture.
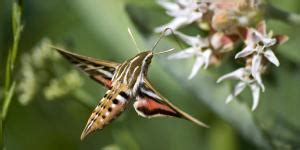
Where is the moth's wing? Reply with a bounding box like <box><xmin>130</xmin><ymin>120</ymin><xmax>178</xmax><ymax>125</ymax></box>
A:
<box><xmin>52</xmin><ymin>46</ymin><xmax>119</xmax><ymax>88</ymax></box>
<box><xmin>134</xmin><ymin>78</ymin><xmax>209</xmax><ymax>128</ymax></box>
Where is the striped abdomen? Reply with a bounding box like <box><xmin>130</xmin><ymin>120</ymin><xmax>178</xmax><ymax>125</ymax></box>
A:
<box><xmin>80</xmin><ymin>87</ymin><xmax>130</xmax><ymax>140</ymax></box>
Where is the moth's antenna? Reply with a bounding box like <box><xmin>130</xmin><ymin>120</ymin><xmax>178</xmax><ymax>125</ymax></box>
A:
<box><xmin>151</xmin><ymin>28</ymin><xmax>184</xmax><ymax>51</ymax></box>
<box><xmin>154</xmin><ymin>48</ymin><xmax>175</xmax><ymax>55</ymax></box>
<box><xmin>127</xmin><ymin>28</ymin><xmax>141</xmax><ymax>53</ymax></box>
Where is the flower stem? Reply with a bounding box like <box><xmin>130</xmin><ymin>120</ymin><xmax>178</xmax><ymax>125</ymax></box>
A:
<box><xmin>1</xmin><ymin>0</ymin><xmax>23</xmax><ymax>149</ymax></box>
<box><xmin>263</xmin><ymin>3</ymin><xmax>300</xmax><ymax>25</ymax></box>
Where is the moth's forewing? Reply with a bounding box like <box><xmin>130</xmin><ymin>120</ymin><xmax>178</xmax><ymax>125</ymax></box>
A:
<box><xmin>53</xmin><ymin>46</ymin><xmax>119</xmax><ymax>88</ymax></box>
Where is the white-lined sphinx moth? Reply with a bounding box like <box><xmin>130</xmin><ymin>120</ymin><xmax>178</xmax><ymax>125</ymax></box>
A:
<box><xmin>51</xmin><ymin>31</ymin><xmax>208</xmax><ymax>140</ymax></box>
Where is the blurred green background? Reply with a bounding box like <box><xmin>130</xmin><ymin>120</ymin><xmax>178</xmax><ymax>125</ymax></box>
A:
<box><xmin>1</xmin><ymin>0</ymin><xmax>300</xmax><ymax>150</ymax></box>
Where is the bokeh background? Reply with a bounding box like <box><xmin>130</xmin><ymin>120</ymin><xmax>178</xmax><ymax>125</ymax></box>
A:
<box><xmin>1</xmin><ymin>0</ymin><xmax>300</xmax><ymax>150</ymax></box>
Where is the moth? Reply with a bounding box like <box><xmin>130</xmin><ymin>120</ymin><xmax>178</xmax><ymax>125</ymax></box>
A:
<box><xmin>52</xmin><ymin>29</ymin><xmax>208</xmax><ymax>140</ymax></box>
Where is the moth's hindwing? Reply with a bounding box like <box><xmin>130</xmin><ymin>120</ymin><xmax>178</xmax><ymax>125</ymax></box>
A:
<box><xmin>134</xmin><ymin>79</ymin><xmax>209</xmax><ymax>128</ymax></box>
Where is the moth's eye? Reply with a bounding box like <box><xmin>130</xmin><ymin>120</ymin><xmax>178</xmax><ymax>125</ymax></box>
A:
<box><xmin>146</xmin><ymin>56</ymin><xmax>153</xmax><ymax>63</ymax></box>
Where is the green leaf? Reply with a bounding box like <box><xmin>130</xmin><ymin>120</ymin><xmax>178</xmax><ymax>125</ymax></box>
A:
<box><xmin>254</xmin><ymin>66</ymin><xmax>300</xmax><ymax>149</ymax></box>
<box><xmin>268</xmin><ymin>18</ymin><xmax>300</xmax><ymax>63</ymax></box>
<box><xmin>69</xmin><ymin>0</ymin><xmax>144</xmax><ymax>58</ymax></box>
<box><xmin>155</xmin><ymin>52</ymin><xmax>272</xmax><ymax>149</ymax></box>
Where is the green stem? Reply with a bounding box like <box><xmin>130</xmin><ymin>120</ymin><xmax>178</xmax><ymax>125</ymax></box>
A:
<box><xmin>264</xmin><ymin>3</ymin><xmax>300</xmax><ymax>25</ymax></box>
<box><xmin>2</xmin><ymin>82</ymin><xmax>16</xmax><ymax>120</ymax></box>
<box><xmin>1</xmin><ymin>1</ymin><xmax>23</xmax><ymax>149</ymax></box>
<box><xmin>2</xmin><ymin>0</ymin><xmax>23</xmax><ymax>120</ymax></box>
<box><xmin>4</xmin><ymin>52</ymin><xmax>12</xmax><ymax>94</ymax></box>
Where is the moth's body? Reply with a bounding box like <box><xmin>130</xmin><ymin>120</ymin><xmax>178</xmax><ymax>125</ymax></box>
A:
<box><xmin>52</xmin><ymin>47</ymin><xmax>208</xmax><ymax>140</ymax></box>
<box><xmin>81</xmin><ymin>52</ymin><xmax>153</xmax><ymax>138</ymax></box>
<box><xmin>112</xmin><ymin>52</ymin><xmax>152</xmax><ymax>92</ymax></box>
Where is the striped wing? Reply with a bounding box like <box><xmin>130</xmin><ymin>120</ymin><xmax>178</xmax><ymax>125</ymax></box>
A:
<box><xmin>52</xmin><ymin>46</ymin><xmax>119</xmax><ymax>88</ymax></box>
<box><xmin>134</xmin><ymin>79</ymin><xmax>209</xmax><ymax>128</ymax></box>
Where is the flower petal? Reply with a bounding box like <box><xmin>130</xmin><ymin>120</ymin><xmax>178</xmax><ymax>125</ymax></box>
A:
<box><xmin>255</xmin><ymin>73</ymin><xmax>265</xmax><ymax>92</ymax></box>
<box><xmin>251</xmin><ymin>30</ymin><xmax>262</xmax><ymax>43</ymax></box>
<box><xmin>253</xmin><ymin>29</ymin><xmax>276</xmax><ymax>47</ymax></box>
<box><xmin>264</xmin><ymin>49</ymin><xmax>280</xmax><ymax>67</ymax></box>
<box><xmin>157</xmin><ymin>0</ymin><xmax>180</xmax><ymax>12</ymax></box>
<box><xmin>175</xmin><ymin>31</ymin><xmax>201</xmax><ymax>47</ymax></box>
<box><xmin>187</xmin><ymin>12</ymin><xmax>203</xmax><ymax>23</ymax></box>
<box><xmin>188</xmin><ymin>56</ymin><xmax>204</xmax><ymax>79</ymax></box>
<box><xmin>251</xmin><ymin>54</ymin><xmax>262</xmax><ymax>81</ymax></box>
<box><xmin>225</xmin><ymin>94</ymin><xmax>234</xmax><ymax>104</ymax></box>
<box><xmin>177</xmin><ymin>0</ymin><xmax>190</xmax><ymax>6</ymax></box>
<box><xmin>235</xmin><ymin>45</ymin><xmax>254</xmax><ymax>59</ymax></box>
<box><xmin>274</xmin><ymin>35</ymin><xmax>289</xmax><ymax>45</ymax></box>
<box><xmin>154</xmin><ymin>17</ymin><xmax>187</xmax><ymax>33</ymax></box>
<box><xmin>168</xmin><ymin>47</ymin><xmax>196</xmax><ymax>60</ymax></box>
<box><xmin>220</xmin><ymin>35</ymin><xmax>234</xmax><ymax>52</ymax></box>
<box><xmin>256</xmin><ymin>20</ymin><xmax>267</xmax><ymax>35</ymax></box>
<box><xmin>250</xmin><ymin>83</ymin><xmax>261</xmax><ymax>111</ymax></box>
<box><xmin>203</xmin><ymin>50</ymin><xmax>212</xmax><ymax>69</ymax></box>
<box><xmin>167</xmin><ymin>9</ymin><xmax>187</xmax><ymax>17</ymax></box>
<box><xmin>216</xmin><ymin>68</ymin><xmax>245</xmax><ymax>83</ymax></box>
<box><xmin>262</xmin><ymin>37</ymin><xmax>276</xmax><ymax>47</ymax></box>
<box><xmin>243</xmin><ymin>28</ymin><xmax>254</xmax><ymax>43</ymax></box>
<box><xmin>226</xmin><ymin>81</ymin><xmax>247</xmax><ymax>103</ymax></box>
<box><xmin>210</xmin><ymin>32</ymin><xmax>223</xmax><ymax>50</ymax></box>
<box><xmin>251</xmin><ymin>55</ymin><xmax>265</xmax><ymax>91</ymax></box>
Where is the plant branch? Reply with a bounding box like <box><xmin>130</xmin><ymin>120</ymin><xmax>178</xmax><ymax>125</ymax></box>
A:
<box><xmin>1</xmin><ymin>1</ymin><xmax>23</xmax><ymax>148</ymax></box>
<box><xmin>2</xmin><ymin>0</ymin><xmax>23</xmax><ymax>120</ymax></box>
<box><xmin>263</xmin><ymin>3</ymin><xmax>300</xmax><ymax>25</ymax></box>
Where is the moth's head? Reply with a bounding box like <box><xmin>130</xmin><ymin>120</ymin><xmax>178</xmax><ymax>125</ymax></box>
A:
<box><xmin>139</xmin><ymin>48</ymin><xmax>176</xmax><ymax>68</ymax></box>
<box><xmin>145</xmin><ymin>50</ymin><xmax>154</xmax><ymax>63</ymax></box>
<box><xmin>140</xmin><ymin>48</ymin><xmax>175</xmax><ymax>70</ymax></box>
<box><xmin>139</xmin><ymin>51</ymin><xmax>154</xmax><ymax>69</ymax></box>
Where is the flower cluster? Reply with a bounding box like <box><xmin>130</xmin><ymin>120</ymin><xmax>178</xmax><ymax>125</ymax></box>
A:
<box><xmin>155</xmin><ymin>0</ymin><xmax>288</xmax><ymax>110</ymax></box>
<box><xmin>18</xmin><ymin>39</ymin><xmax>91</xmax><ymax>105</ymax></box>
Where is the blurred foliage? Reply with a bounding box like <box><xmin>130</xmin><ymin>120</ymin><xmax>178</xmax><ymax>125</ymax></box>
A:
<box><xmin>1</xmin><ymin>0</ymin><xmax>23</xmax><ymax>149</ymax></box>
<box><xmin>2</xmin><ymin>0</ymin><xmax>23</xmax><ymax>120</ymax></box>
<box><xmin>1</xmin><ymin>0</ymin><xmax>300</xmax><ymax>150</ymax></box>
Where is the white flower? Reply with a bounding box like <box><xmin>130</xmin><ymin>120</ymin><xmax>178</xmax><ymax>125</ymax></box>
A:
<box><xmin>155</xmin><ymin>0</ymin><xmax>207</xmax><ymax>32</ymax></box>
<box><xmin>251</xmin><ymin>54</ymin><xmax>265</xmax><ymax>91</ymax></box>
<box><xmin>168</xmin><ymin>31</ymin><xmax>212</xmax><ymax>79</ymax></box>
<box><xmin>235</xmin><ymin>23</ymin><xmax>279</xmax><ymax>85</ymax></box>
<box><xmin>235</xmin><ymin>29</ymin><xmax>278</xmax><ymax>66</ymax></box>
<box><xmin>217</xmin><ymin>67</ymin><xmax>263</xmax><ymax>111</ymax></box>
